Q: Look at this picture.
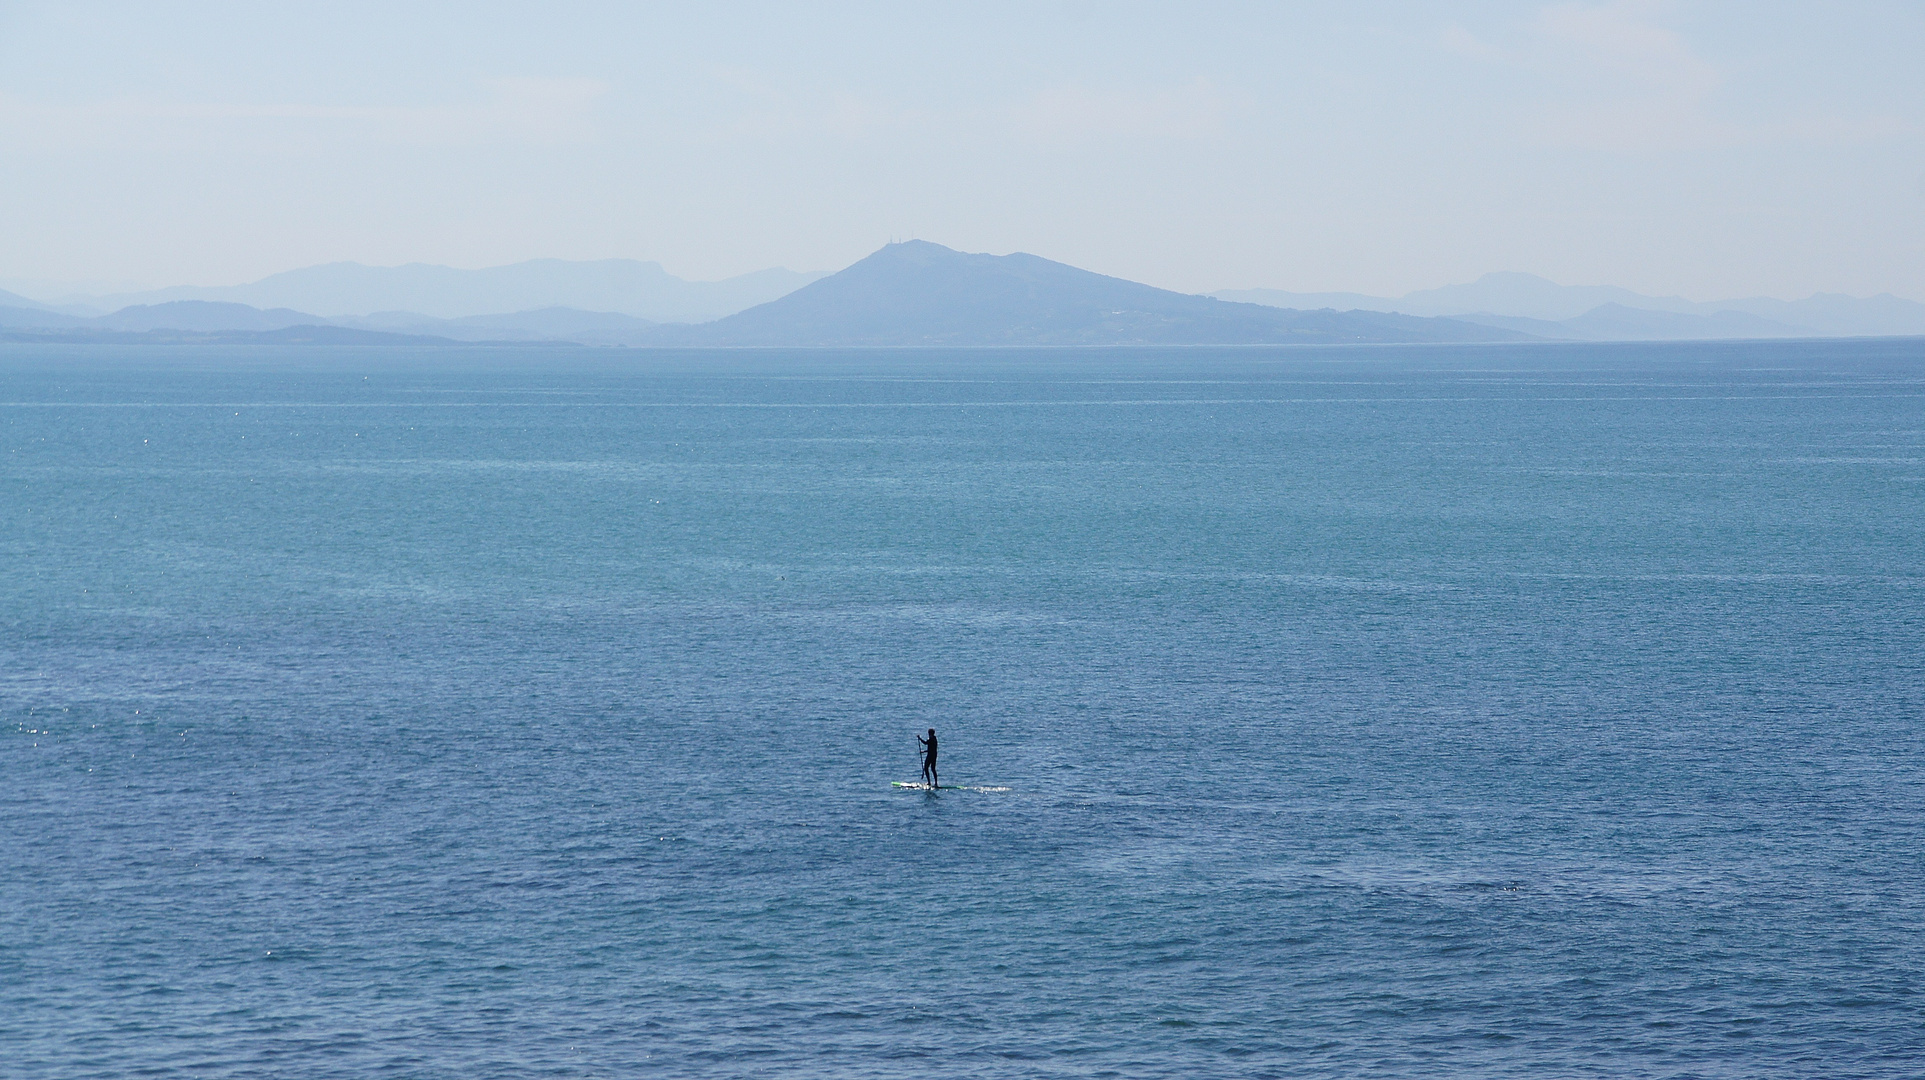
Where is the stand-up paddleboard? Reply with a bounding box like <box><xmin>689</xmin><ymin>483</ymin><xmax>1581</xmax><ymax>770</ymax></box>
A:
<box><xmin>892</xmin><ymin>781</ymin><xmax>1011</xmax><ymax>793</ymax></box>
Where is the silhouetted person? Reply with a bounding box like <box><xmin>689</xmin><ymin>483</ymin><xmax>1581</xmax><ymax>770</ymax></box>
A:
<box><xmin>918</xmin><ymin>728</ymin><xmax>938</xmax><ymax>789</ymax></box>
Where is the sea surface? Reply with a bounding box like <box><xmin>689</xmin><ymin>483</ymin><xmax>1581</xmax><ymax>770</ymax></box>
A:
<box><xmin>3</xmin><ymin>340</ymin><xmax>1923</xmax><ymax>1078</ymax></box>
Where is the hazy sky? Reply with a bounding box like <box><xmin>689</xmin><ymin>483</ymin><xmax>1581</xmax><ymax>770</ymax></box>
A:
<box><xmin>2</xmin><ymin>1</ymin><xmax>1921</xmax><ymax>300</ymax></box>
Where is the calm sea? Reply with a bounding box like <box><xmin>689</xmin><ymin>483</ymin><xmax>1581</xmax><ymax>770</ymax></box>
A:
<box><xmin>4</xmin><ymin>341</ymin><xmax>1923</xmax><ymax>1078</ymax></box>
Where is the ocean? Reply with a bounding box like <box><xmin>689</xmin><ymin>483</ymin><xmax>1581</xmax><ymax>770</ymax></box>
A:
<box><xmin>3</xmin><ymin>340</ymin><xmax>1922</xmax><ymax>1078</ymax></box>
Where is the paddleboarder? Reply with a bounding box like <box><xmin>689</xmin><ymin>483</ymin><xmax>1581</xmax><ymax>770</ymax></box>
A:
<box><xmin>918</xmin><ymin>728</ymin><xmax>938</xmax><ymax>789</ymax></box>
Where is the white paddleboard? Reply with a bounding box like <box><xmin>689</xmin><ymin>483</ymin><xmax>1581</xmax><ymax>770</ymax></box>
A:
<box><xmin>892</xmin><ymin>781</ymin><xmax>1010</xmax><ymax>793</ymax></box>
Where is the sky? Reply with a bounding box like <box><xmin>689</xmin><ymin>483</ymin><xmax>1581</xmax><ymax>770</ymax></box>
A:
<box><xmin>1</xmin><ymin>1</ymin><xmax>1921</xmax><ymax>301</ymax></box>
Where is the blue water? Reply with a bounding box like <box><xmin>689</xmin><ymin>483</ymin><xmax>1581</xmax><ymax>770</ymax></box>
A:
<box><xmin>4</xmin><ymin>341</ymin><xmax>1923</xmax><ymax>1078</ymax></box>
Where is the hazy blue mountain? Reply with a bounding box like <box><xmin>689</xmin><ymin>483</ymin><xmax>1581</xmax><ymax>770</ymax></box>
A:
<box><xmin>18</xmin><ymin>249</ymin><xmax>1913</xmax><ymax>347</ymax></box>
<box><xmin>0</xmin><ymin>304</ymin><xmax>92</xmax><ymax>329</ymax></box>
<box><xmin>1216</xmin><ymin>274</ymin><xmax>1696</xmax><ymax>321</ymax></box>
<box><xmin>242</xmin><ymin>325</ymin><xmax>466</xmax><ymax>345</ymax></box>
<box><xmin>94</xmin><ymin>301</ymin><xmax>325</xmax><ymax>332</ymax></box>
<box><xmin>88</xmin><ymin>259</ymin><xmax>826</xmax><ymax>322</ymax></box>
<box><xmin>337</xmin><ymin>307</ymin><xmax>658</xmax><ymax>345</ymax></box>
<box><xmin>0</xmin><ymin>289</ymin><xmax>56</xmax><ymax>311</ymax></box>
<box><xmin>1208</xmin><ymin>288</ymin><xmax>1399</xmax><ymax>312</ymax></box>
<box><xmin>1402</xmin><ymin>273</ymin><xmax>1701</xmax><ymax>320</ymax></box>
<box><xmin>0</xmin><ymin>324</ymin><xmax>461</xmax><ymax>346</ymax></box>
<box><xmin>446</xmin><ymin>308</ymin><xmax>654</xmax><ymax>345</ymax></box>
<box><xmin>1706</xmin><ymin>293</ymin><xmax>1925</xmax><ymax>337</ymax></box>
<box><xmin>654</xmin><ymin>241</ymin><xmax>1525</xmax><ymax>346</ymax></box>
<box><xmin>6</xmin><ymin>294</ymin><xmax>647</xmax><ymax>345</ymax></box>
<box><xmin>1216</xmin><ymin>272</ymin><xmax>1925</xmax><ymax>338</ymax></box>
<box><xmin>1446</xmin><ymin>313</ymin><xmax>1586</xmax><ymax>340</ymax></box>
<box><xmin>1451</xmin><ymin>305</ymin><xmax>1812</xmax><ymax>341</ymax></box>
<box><xmin>1560</xmin><ymin>304</ymin><xmax>1809</xmax><ymax>341</ymax></box>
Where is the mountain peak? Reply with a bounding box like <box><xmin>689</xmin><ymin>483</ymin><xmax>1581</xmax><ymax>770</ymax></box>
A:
<box><xmin>657</xmin><ymin>242</ymin><xmax>1520</xmax><ymax>346</ymax></box>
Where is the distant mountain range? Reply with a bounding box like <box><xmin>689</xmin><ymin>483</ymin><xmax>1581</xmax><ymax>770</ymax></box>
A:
<box><xmin>1</xmin><ymin>243</ymin><xmax>1525</xmax><ymax>347</ymax></box>
<box><xmin>337</xmin><ymin>307</ymin><xmax>660</xmax><ymax>345</ymax></box>
<box><xmin>4</xmin><ymin>249</ymin><xmax>1920</xmax><ymax>348</ymax></box>
<box><xmin>0</xmin><ymin>321</ymin><xmax>467</xmax><ymax>347</ymax></box>
<box><xmin>50</xmin><ymin>259</ymin><xmax>828</xmax><ymax>323</ymax></box>
<box><xmin>0</xmin><ymin>298</ymin><xmax>652</xmax><ymax>346</ymax></box>
<box><xmin>0</xmin><ymin>288</ymin><xmax>53</xmax><ymax>311</ymax></box>
<box><xmin>1214</xmin><ymin>272</ymin><xmax>1925</xmax><ymax>340</ymax></box>
<box><xmin>647</xmin><ymin>241</ymin><xmax>1519</xmax><ymax>346</ymax></box>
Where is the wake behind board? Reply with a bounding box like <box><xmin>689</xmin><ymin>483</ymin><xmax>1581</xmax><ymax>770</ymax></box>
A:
<box><xmin>893</xmin><ymin>781</ymin><xmax>1011</xmax><ymax>793</ymax></box>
